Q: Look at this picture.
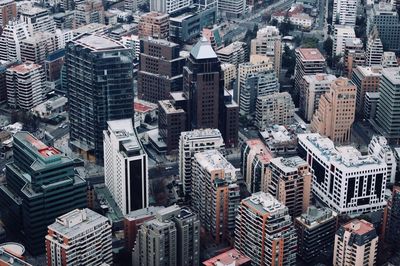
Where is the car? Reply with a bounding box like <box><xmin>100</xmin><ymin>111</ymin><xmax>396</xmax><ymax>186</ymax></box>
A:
<box><xmin>165</xmin><ymin>166</ymin><xmax>173</xmax><ymax>170</ymax></box>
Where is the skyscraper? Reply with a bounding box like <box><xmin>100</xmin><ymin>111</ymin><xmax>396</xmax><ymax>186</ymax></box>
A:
<box><xmin>384</xmin><ymin>186</ymin><xmax>400</xmax><ymax>246</ymax></box>
<box><xmin>368</xmin><ymin>135</ymin><xmax>397</xmax><ymax>184</ymax></box>
<box><xmin>365</xmin><ymin>27</ymin><xmax>383</xmax><ymax>66</ymax></box>
<box><xmin>19</xmin><ymin>3</ymin><xmax>56</xmax><ymax>34</ymax></box>
<box><xmin>218</xmin><ymin>0</ymin><xmax>246</xmax><ymax>18</ymax></box>
<box><xmin>66</xmin><ymin>34</ymin><xmax>134</xmax><ymax>162</ymax></box>
<box><xmin>0</xmin><ymin>20</ymin><xmax>30</xmax><ymax>62</ymax></box>
<box><xmin>0</xmin><ymin>0</ymin><xmax>16</xmax><ymax>29</ymax></box>
<box><xmin>0</xmin><ymin>132</ymin><xmax>87</xmax><ymax>255</ymax></box>
<box><xmin>103</xmin><ymin>119</ymin><xmax>148</xmax><ymax>215</ymax></box>
<box><xmin>138</xmin><ymin>12</ymin><xmax>169</xmax><ymax>39</ymax></box>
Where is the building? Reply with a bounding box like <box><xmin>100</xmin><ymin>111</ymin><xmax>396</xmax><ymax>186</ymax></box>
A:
<box><xmin>138</xmin><ymin>38</ymin><xmax>184</xmax><ymax>103</ymax></box>
<box><xmin>295</xmin><ymin>206</ymin><xmax>338</xmax><ymax>263</ymax></box>
<box><xmin>264</xmin><ymin>156</ymin><xmax>312</xmax><ymax>217</ymax></box>
<box><xmin>381</xmin><ymin>51</ymin><xmax>398</xmax><ymax>68</ymax></box>
<box><xmin>192</xmin><ymin>150</ymin><xmax>240</xmax><ymax>243</ymax></box>
<box><xmin>333</xmin><ymin>0</ymin><xmax>357</xmax><ymax>26</ymax></box>
<box><xmin>374</xmin><ymin>67</ymin><xmax>400</xmax><ymax>143</ymax></box>
<box><xmin>298</xmin><ymin>133</ymin><xmax>387</xmax><ymax>214</ymax></box>
<box><xmin>31</xmin><ymin>96</ymin><xmax>67</xmax><ymax>119</ymax></box>
<box><xmin>333</xmin><ymin>219</ymin><xmax>378</xmax><ymax>266</ymax></box>
<box><xmin>0</xmin><ymin>0</ymin><xmax>16</xmax><ymax>29</ymax></box>
<box><xmin>202</xmin><ymin>249</ymin><xmax>251</xmax><ymax>266</ymax></box>
<box><xmin>384</xmin><ymin>187</ymin><xmax>400</xmax><ymax>246</ymax></box>
<box><xmin>19</xmin><ymin>3</ymin><xmax>56</xmax><ymax>34</ymax></box>
<box><xmin>45</xmin><ymin>209</ymin><xmax>112</xmax><ymax>266</ymax></box>
<box><xmin>138</xmin><ymin>12</ymin><xmax>169</xmax><ymax>39</ymax></box>
<box><xmin>104</xmin><ymin>119</ymin><xmax>148</xmax><ymax>215</ymax></box>
<box><xmin>300</xmin><ymin>73</ymin><xmax>337</xmax><ymax>122</ymax></box>
<box><xmin>333</xmin><ymin>25</ymin><xmax>355</xmax><ymax>56</ymax></box>
<box><xmin>365</xmin><ymin>27</ymin><xmax>383</xmax><ymax>66</ymax></box>
<box><xmin>6</xmin><ymin>62</ymin><xmax>45</xmax><ymax>110</ymax></box>
<box><xmin>73</xmin><ymin>0</ymin><xmax>105</xmax><ymax>28</ymax></box>
<box><xmin>0</xmin><ymin>20</ymin><xmax>30</xmax><ymax>62</ymax></box>
<box><xmin>344</xmin><ymin>38</ymin><xmax>365</xmax><ymax>78</ymax></box>
<box><xmin>216</xmin><ymin>41</ymin><xmax>248</xmax><ymax>67</ymax></box>
<box><xmin>179</xmin><ymin>128</ymin><xmax>225</xmax><ymax>196</ymax></box>
<box><xmin>294</xmin><ymin>48</ymin><xmax>326</xmax><ymax>99</ymax></box>
<box><xmin>235</xmin><ymin>192</ymin><xmax>297</xmax><ymax>266</ymax></box>
<box><xmin>259</xmin><ymin>125</ymin><xmax>298</xmax><ymax>156</ymax></box>
<box><xmin>44</xmin><ymin>50</ymin><xmax>65</xmax><ymax>94</ymax></box>
<box><xmin>121</xmin><ymin>35</ymin><xmax>141</xmax><ymax>61</ymax></box>
<box><xmin>256</xmin><ymin>92</ymin><xmax>295</xmax><ymax>130</ymax></box>
<box><xmin>0</xmin><ymin>246</ymin><xmax>32</xmax><ymax>266</ymax></box>
<box><xmin>20</xmin><ymin>32</ymin><xmax>60</xmax><ymax>65</ymax></box>
<box><xmin>221</xmin><ymin>63</ymin><xmax>236</xmax><ymax>91</ymax></box>
<box><xmin>52</xmin><ymin>11</ymin><xmax>74</xmax><ymax>30</ymax></box>
<box><xmin>311</xmin><ymin>78</ymin><xmax>356</xmax><ymax>143</ymax></box>
<box><xmin>203</xmin><ymin>26</ymin><xmax>224</xmax><ymax>51</ymax></box>
<box><xmin>66</xmin><ymin>34</ymin><xmax>134</xmax><ymax>162</ymax></box>
<box><xmin>0</xmin><ymin>132</ymin><xmax>87</xmax><ymax>255</ymax></box>
<box><xmin>150</xmin><ymin>0</ymin><xmax>191</xmax><ymax>14</ymax></box>
<box><xmin>351</xmin><ymin>66</ymin><xmax>382</xmax><ymax>115</ymax></box>
<box><xmin>218</xmin><ymin>0</ymin><xmax>246</xmax><ymax>18</ymax></box>
<box><xmin>364</xmin><ymin>92</ymin><xmax>380</xmax><ymax>120</ymax></box>
<box><xmin>368</xmin><ymin>135</ymin><xmax>397</xmax><ymax>184</ymax></box>
<box><xmin>251</xmin><ymin>26</ymin><xmax>282</xmax><ymax>77</ymax></box>
<box><xmin>132</xmin><ymin>205</ymin><xmax>200</xmax><ymax>266</ymax></box>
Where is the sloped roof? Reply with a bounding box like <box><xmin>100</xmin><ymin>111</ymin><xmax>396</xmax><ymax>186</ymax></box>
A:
<box><xmin>190</xmin><ymin>37</ymin><xmax>217</xmax><ymax>60</ymax></box>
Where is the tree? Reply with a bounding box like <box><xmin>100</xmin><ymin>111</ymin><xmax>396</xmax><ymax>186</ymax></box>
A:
<box><xmin>270</xmin><ymin>18</ymin><xmax>278</xmax><ymax>26</ymax></box>
<box><xmin>279</xmin><ymin>16</ymin><xmax>293</xmax><ymax>36</ymax></box>
<box><xmin>282</xmin><ymin>45</ymin><xmax>296</xmax><ymax>76</ymax></box>
<box><xmin>302</xmin><ymin>37</ymin><xmax>319</xmax><ymax>48</ymax></box>
<box><xmin>323</xmin><ymin>37</ymin><xmax>333</xmax><ymax>55</ymax></box>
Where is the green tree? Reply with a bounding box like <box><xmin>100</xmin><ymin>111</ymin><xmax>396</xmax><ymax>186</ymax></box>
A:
<box><xmin>282</xmin><ymin>45</ymin><xmax>296</xmax><ymax>76</ymax></box>
<box><xmin>279</xmin><ymin>16</ymin><xmax>293</xmax><ymax>36</ymax></box>
<box><xmin>302</xmin><ymin>37</ymin><xmax>319</xmax><ymax>48</ymax></box>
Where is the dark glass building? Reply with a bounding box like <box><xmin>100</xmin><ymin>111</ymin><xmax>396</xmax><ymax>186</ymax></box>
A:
<box><xmin>65</xmin><ymin>34</ymin><xmax>134</xmax><ymax>162</ymax></box>
<box><xmin>0</xmin><ymin>132</ymin><xmax>87</xmax><ymax>255</ymax></box>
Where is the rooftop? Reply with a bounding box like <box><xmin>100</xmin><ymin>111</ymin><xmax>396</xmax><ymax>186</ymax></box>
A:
<box><xmin>191</xmin><ymin>37</ymin><xmax>217</xmax><ymax>60</ymax></box>
<box><xmin>343</xmin><ymin>219</ymin><xmax>375</xmax><ymax>235</ymax></box>
<box><xmin>354</xmin><ymin>65</ymin><xmax>383</xmax><ymax>77</ymax></box>
<box><xmin>270</xmin><ymin>156</ymin><xmax>308</xmax><ymax>173</ymax></box>
<box><xmin>14</xmin><ymin>132</ymin><xmax>61</xmax><ymax>160</ymax></box>
<box><xmin>297</xmin><ymin>206</ymin><xmax>337</xmax><ymax>228</ymax></box>
<box><xmin>194</xmin><ymin>150</ymin><xmax>237</xmax><ymax>179</ymax></box>
<box><xmin>125</xmin><ymin>206</ymin><xmax>164</xmax><ymax>221</ymax></box>
<box><xmin>0</xmin><ymin>247</ymin><xmax>32</xmax><ymax>266</ymax></box>
<box><xmin>134</xmin><ymin>101</ymin><xmax>157</xmax><ymax>113</ymax></box>
<box><xmin>382</xmin><ymin>67</ymin><xmax>400</xmax><ymax>85</ymax></box>
<box><xmin>216</xmin><ymin>41</ymin><xmax>246</xmax><ymax>56</ymax></box>
<box><xmin>303</xmin><ymin>73</ymin><xmax>337</xmax><ymax>84</ymax></box>
<box><xmin>74</xmin><ymin>34</ymin><xmax>125</xmax><ymax>51</ymax></box>
<box><xmin>93</xmin><ymin>185</ymin><xmax>124</xmax><ymax>223</ymax></box>
<box><xmin>158</xmin><ymin>100</ymin><xmax>185</xmax><ymax>114</ymax></box>
<box><xmin>181</xmin><ymin>128</ymin><xmax>223</xmax><ymax>141</ymax></box>
<box><xmin>8</xmin><ymin>62</ymin><xmax>41</xmax><ymax>74</ymax></box>
<box><xmin>297</xmin><ymin>48</ymin><xmax>325</xmax><ymax>61</ymax></box>
<box><xmin>19</xmin><ymin>3</ymin><xmax>48</xmax><ymax>15</ymax></box>
<box><xmin>243</xmin><ymin>192</ymin><xmax>286</xmax><ymax>215</ymax></box>
<box><xmin>202</xmin><ymin>249</ymin><xmax>251</xmax><ymax>266</ymax></box>
<box><xmin>107</xmin><ymin>119</ymin><xmax>143</xmax><ymax>155</ymax></box>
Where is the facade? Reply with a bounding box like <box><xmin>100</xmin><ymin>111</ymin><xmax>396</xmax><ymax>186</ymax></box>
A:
<box><xmin>6</xmin><ymin>62</ymin><xmax>45</xmax><ymax>110</ymax></box>
<box><xmin>0</xmin><ymin>20</ymin><xmax>30</xmax><ymax>62</ymax></box>
<box><xmin>216</xmin><ymin>41</ymin><xmax>248</xmax><ymax>67</ymax></box>
<box><xmin>295</xmin><ymin>206</ymin><xmax>338</xmax><ymax>263</ymax></box>
<box><xmin>218</xmin><ymin>0</ymin><xmax>246</xmax><ymax>18</ymax></box>
<box><xmin>0</xmin><ymin>132</ymin><xmax>87</xmax><ymax>255</ymax></box>
<box><xmin>0</xmin><ymin>0</ymin><xmax>16</xmax><ymax>29</ymax></box>
<box><xmin>344</xmin><ymin>38</ymin><xmax>365</xmax><ymax>78</ymax></box>
<box><xmin>150</xmin><ymin>0</ymin><xmax>192</xmax><ymax>14</ymax></box>
<box><xmin>298</xmin><ymin>133</ymin><xmax>387</xmax><ymax>214</ymax></box>
<box><xmin>364</xmin><ymin>92</ymin><xmax>380</xmax><ymax>120</ymax></box>
<box><xmin>221</xmin><ymin>63</ymin><xmax>236</xmax><ymax>90</ymax></box>
<box><xmin>381</xmin><ymin>52</ymin><xmax>398</xmax><ymax>68</ymax></box>
<box><xmin>19</xmin><ymin>3</ymin><xmax>56</xmax><ymax>34</ymax></box>
<box><xmin>192</xmin><ymin>150</ymin><xmax>240</xmax><ymax>243</ymax></box>
<box><xmin>365</xmin><ymin>27</ymin><xmax>383</xmax><ymax>66</ymax></box>
<box><xmin>45</xmin><ymin>209</ymin><xmax>112</xmax><ymax>266</ymax></box>
<box><xmin>20</xmin><ymin>32</ymin><xmax>60</xmax><ymax>65</ymax></box>
<box><xmin>138</xmin><ymin>12</ymin><xmax>169</xmax><ymax>39</ymax></box>
<box><xmin>384</xmin><ymin>187</ymin><xmax>400</xmax><ymax>246</ymax></box>
<box><xmin>179</xmin><ymin>128</ymin><xmax>225</xmax><ymax>196</ymax></box>
<box><xmin>311</xmin><ymin>78</ymin><xmax>356</xmax><ymax>143</ymax></box>
<box><xmin>104</xmin><ymin>119</ymin><xmax>148</xmax><ymax>215</ymax></box>
<box><xmin>333</xmin><ymin>25</ymin><xmax>356</xmax><ymax>56</ymax></box>
<box><xmin>235</xmin><ymin>192</ymin><xmax>297</xmax><ymax>266</ymax></box>
<box><xmin>73</xmin><ymin>0</ymin><xmax>105</xmax><ymax>28</ymax></box>
<box><xmin>333</xmin><ymin>0</ymin><xmax>357</xmax><ymax>26</ymax></box>
<box><xmin>66</xmin><ymin>34</ymin><xmax>134</xmax><ymax>162</ymax></box>
<box><xmin>333</xmin><ymin>219</ymin><xmax>378</xmax><ymax>266</ymax></box>
<box><xmin>368</xmin><ymin>135</ymin><xmax>397</xmax><ymax>184</ymax></box>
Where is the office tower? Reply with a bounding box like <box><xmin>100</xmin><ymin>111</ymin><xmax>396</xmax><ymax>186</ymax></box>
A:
<box><xmin>0</xmin><ymin>20</ymin><xmax>30</xmax><ymax>62</ymax></box>
<box><xmin>133</xmin><ymin>205</ymin><xmax>200</xmax><ymax>266</ymax></box>
<box><xmin>20</xmin><ymin>32</ymin><xmax>60</xmax><ymax>65</ymax></box>
<box><xmin>0</xmin><ymin>0</ymin><xmax>16</xmax><ymax>29</ymax></box>
<box><xmin>251</xmin><ymin>26</ymin><xmax>282</xmax><ymax>78</ymax></box>
<box><xmin>220</xmin><ymin>90</ymin><xmax>239</xmax><ymax>148</ymax></box>
<box><xmin>295</xmin><ymin>206</ymin><xmax>338</xmax><ymax>263</ymax></box>
<box><xmin>265</xmin><ymin>156</ymin><xmax>312</xmax><ymax>217</ymax></box>
<box><xmin>351</xmin><ymin>66</ymin><xmax>382</xmax><ymax>115</ymax></box>
<box><xmin>294</xmin><ymin>48</ymin><xmax>326</xmax><ymax>99</ymax></box>
<box><xmin>0</xmin><ymin>246</ymin><xmax>32</xmax><ymax>266</ymax></box>
<box><xmin>0</xmin><ymin>132</ymin><xmax>87</xmax><ymax>255</ymax></box>
<box><xmin>192</xmin><ymin>150</ymin><xmax>240</xmax><ymax>243</ymax></box>
<box><xmin>45</xmin><ymin>209</ymin><xmax>112</xmax><ymax>266</ymax></box>
<box><xmin>66</xmin><ymin>34</ymin><xmax>134</xmax><ymax>162</ymax></box>
<box><xmin>179</xmin><ymin>128</ymin><xmax>225</xmax><ymax>196</ymax></box>
<box><xmin>333</xmin><ymin>25</ymin><xmax>355</xmax><ymax>56</ymax></box>
<box><xmin>73</xmin><ymin>0</ymin><xmax>105</xmax><ymax>28</ymax></box>
<box><xmin>138</xmin><ymin>12</ymin><xmax>169</xmax><ymax>39</ymax></box>
<box><xmin>333</xmin><ymin>0</ymin><xmax>357</xmax><ymax>26</ymax></box>
<box><xmin>195</xmin><ymin>0</ymin><xmax>217</xmax><ymax>10</ymax></box>
<box><xmin>53</xmin><ymin>11</ymin><xmax>74</xmax><ymax>30</ymax></box>
<box><xmin>216</xmin><ymin>41</ymin><xmax>248</xmax><ymax>67</ymax></box>
<box><xmin>298</xmin><ymin>133</ymin><xmax>387</xmax><ymax>214</ymax></box>
<box><xmin>241</xmin><ymin>139</ymin><xmax>272</xmax><ymax>193</ymax></box>
<box><xmin>218</xmin><ymin>0</ymin><xmax>246</xmax><ymax>18</ymax></box>
<box><xmin>44</xmin><ymin>50</ymin><xmax>65</xmax><ymax>94</ymax></box>
<box><xmin>138</xmin><ymin>38</ymin><xmax>184</xmax><ymax>103</ymax></box>
<box><xmin>333</xmin><ymin>219</ymin><xmax>378</xmax><ymax>266</ymax></box>
<box><xmin>256</xmin><ymin>92</ymin><xmax>295</xmax><ymax>130</ymax></box>
<box><xmin>235</xmin><ymin>192</ymin><xmax>297</xmax><ymax>266</ymax></box>
<box><xmin>150</xmin><ymin>0</ymin><xmax>192</xmax><ymax>14</ymax></box>
<box><xmin>374</xmin><ymin>67</ymin><xmax>400</xmax><ymax>142</ymax></box>
<box><xmin>19</xmin><ymin>3</ymin><xmax>56</xmax><ymax>34</ymax></box>
<box><xmin>311</xmin><ymin>78</ymin><xmax>356</xmax><ymax>143</ymax></box>
<box><xmin>382</xmin><ymin>51</ymin><xmax>398</xmax><ymax>68</ymax></box>
<box><xmin>344</xmin><ymin>38</ymin><xmax>365</xmax><ymax>78</ymax></box>
<box><xmin>365</xmin><ymin>27</ymin><xmax>383</xmax><ymax>66</ymax></box>
<box><xmin>364</xmin><ymin>92</ymin><xmax>380</xmax><ymax>120</ymax></box>
<box><xmin>384</xmin><ymin>186</ymin><xmax>400</xmax><ymax>245</ymax></box>
<box><xmin>6</xmin><ymin>62</ymin><xmax>45</xmax><ymax>110</ymax></box>
<box><xmin>221</xmin><ymin>63</ymin><xmax>236</xmax><ymax>91</ymax></box>
<box><xmin>202</xmin><ymin>249</ymin><xmax>251</xmax><ymax>266</ymax></box>
<box><xmin>239</xmin><ymin>70</ymin><xmax>279</xmax><ymax>116</ymax></box>
<box><xmin>104</xmin><ymin>119</ymin><xmax>148</xmax><ymax>215</ymax></box>
<box><xmin>300</xmin><ymin>74</ymin><xmax>337</xmax><ymax>122</ymax></box>
<box><xmin>368</xmin><ymin>135</ymin><xmax>397</xmax><ymax>184</ymax></box>
<box><xmin>121</xmin><ymin>35</ymin><xmax>140</xmax><ymax>61</ymax></box>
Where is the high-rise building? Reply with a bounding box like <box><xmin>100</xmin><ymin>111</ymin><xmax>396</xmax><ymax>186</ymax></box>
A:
<box><xmin>365</xmin><ymin>27</ymin><xmax>383</xmax><ymax>66</ymax></box>
<box><xmin>0</xmin><ymin>246</ymin><xmax>32</xmax><ymax>266</ymax></box>
<box><xmin>368</xmin><ymin>135</ymin><xmax>397</xmax><ymax>184</ymax></box>
<box><xmin>218</xmin><ymin>0</ymin><xmax>246</xmax><ymax>18</ymax></box>
<box><xmin>364</xmin><ymin>91</ymin><xmax>380</xmax><ymax>120</ymax></box>
<box><xmin>179</xmin><ymin>128</ymin><xmax>225</xmax><ymax>196</ymax></box>
<box><xmin>138</xmin><ymin>38</ymin><xmax>184</xmax><ymax>103</ymax></box>
<box><xmin>45</xmin><ymin>209</ymin><xmax>112</xmax><ymax>266</ymax></box>
<box><xmin>344</xmin><ymin>38</ymin><xmax>365</xmax><ymax>78</ymax></box>
<box><xmin>104</xmin><ymin>119</ymin><xmax>148</xmax><ymax>215</ymax></box>
<box><xmin>221</xmin><ymin>63</ymin><xmax>236</xmax><ymax>91</ymax></box>
<box><xmin>384</xmin><ymin>186</ymin><xmax>400</xmax><ymax>246</ymax></box>
<box><xmin>6</xmin><ymin>62</ymin><xmax>45</xmax><ymax>110</ymax></box>
<box><xmin>0</xmin><ymin>0</ymin><xmax>16</xmax><ymax>29</ymax></box>
<box><xmin>0</xmin><ymin>132</ymin><xmax>87</xmax><ymax>255</ymax></box>
<box><xmin>374</xmin><ymin>67</ymin><xmax>400</xmax><ymax>142</ymax></box>
<box><xmin>73</xmin><ymin>0</ymin><xmax>105</xmax><ymax>28</ymax></box>
<box><xmin>333</xmin><ymin>219</ymin><xmax>378</xmax><ymax>266</ymax></box>
<box><xmin>295</xmin><ymin>206</ymin><xmax>338</xmax><ymax>263</ymax></box>
<box><xmin>0</xmin><ymin>20</ymin><xmax>30</xmax><ymax>62</ymax></box>
<box><xmin>300</xmin><ymin>73</ymin><xmax>337</xmax><ymax>122</ymax></box>
<box><xmin>333</xmin><ymin>0</ymin><xmax>357</xmax><ymax>26</ymax></box>
<box><xmin>265</xmin><ymin>156</ymin><xmax>312</xmax><ymax>217</ymax></box>
<box><xmin>311</xmin><ymin>78</ymin><xmax>356</xmax><ymax>143</ymax></box>
<box><xmin>138</xmin><ymin>12</ymin><xmax>169</xmax><ymax>39</ymax></box>
<box><xmin>20</xmin><ymin>32</ymin><xmax>61</xmax><ymax>65</ymax></box>
<box><xmin>132</xmin><ymin>205</ymin><xmax>200</xmax><ymax>266</ymax></box>
<box><xmin>235</xmin><ymin>192</ymin><xmax>297</xmax><ymax>266</ymax></box>
<box><xmin>19</xmin><ymin>3</ymin><xmax>56</xmax><ymax>34</ymax></box>
<box><xmin>216</xmin><ymin>41</ymin><xmax>248</xmax><ymax>67</ymax></box>
<box><xmin>333</xmin><ymin>25</ymin><xmax>355</xmax><ymax>56</ymax></box>
<box><xmin>250</xmin><ymin>26</ymin><xmax>282</xmax><ymax>78</ymax></box>
<box><xmin>150</xmin><ymin>0</ymin><xmax>192</xmax><ymax>14</ymax></box>
<box><xmin>192</xmin><ymin>150</ymin><xmax>240</xmax><ymax>243</ymax></box>
<box><xmin>66</xmin><ymin>34</ymin><xmax>134</xmax><ymax>162</ymax></box>
<box><xmin>298</xmin><ymin>133</ymin><xmax>387</xmax><ymax>214</ymax></box>
<box><xmin>381</xmin><ymin>51</ymin><xmax>398</xmax><ymax>68</ymax></box>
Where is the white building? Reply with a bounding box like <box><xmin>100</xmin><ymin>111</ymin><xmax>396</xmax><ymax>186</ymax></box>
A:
<box><xmin>333</xmin><ymin>25</ymin><xmax>356</xmax><ymax>56</ymax></box>
<box><xmin>0</xmin><ymin>20</ymin><xmax>30</xmax><ymax>62</ymax></box>
<box><xmin>19</xmin><ymin>3</ymin><xmax>56</xmax><ymax>34</ymax></box>
<box><xmin>45</xmin><ymin>209</ymin><xmax>112</xmax><ymax>266</ymax></box>
<box><xmin>121</xmin><ymin>34</ymin><xmax>140</xmax><ymax>61</ymax></box>
<box><xmin>333</xmin><ymin>0</ymin><xmax>358</xmax><ymax>26</ymax></box>
<box><xmin>218</xmin><ymin>0</ymin><xmax>246</xmax><ymax>18</ymax></box>
<box><xmin>103</xmin><ymin>119</ymin><xmax>148</xmax><ymax>215</ymax></box>
<box><xmin>298</xmin><ymin>133</ymin><xmax>387</xmax><ymax>214</ymax></box>
<box><xmin>381</xmin><ymin>51</ymin><xmax>398</xmax><ymax>68</ymax></box>
<box><xmin>150</xmin><ymin>0</ymin><xmax>192</xmax><ymax>14</ymax></box>
<box><xmin>368</xmin><ymin>135</ymin><xmax>397</xmax><ymax>184</ymax></box>
<box><xmin>179</xmin><ymin>128</ymin><xmax>225</xmax><ymax>196</ymax></box>
<box><xmin>365</xmin><ymin>27</ymin><xmax>383</xmax><ymax>66</ymax></box>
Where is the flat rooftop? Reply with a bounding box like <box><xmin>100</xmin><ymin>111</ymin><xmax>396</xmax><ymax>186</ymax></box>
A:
<box><xmin>355</xmin><ymin>65</ymin><xmax>383</xmax><ymax>77</ymax></box>
<box><xmin>303</xmin><ymin>73</ymin><xmax>337</xmax><ymax>84</ymax></box>
<box><xmin>343</xmin><ymin>219</ymin><xmax>375</xmax><ymax>235</ymax></box>
<box><xmin>0</xmin><ymin>247</ymin><xmax>32</xmax><ymax>266</ymax></box>
<box><xmin>216</xmin><ymin>41</ymin><xmax>245</xmax><ymax>56</ymax></box>
<box><xmin>297</xmin><ymin>206</ymin><xmax>337</xmax><ymax>228</ymax></box>
<box><xmin>194</xmin><ymin>150</ymin><xmax>237</xmax><ymax>177</ymax></box>
<box><xmin>159</xmin><ymin>100</ymin><xmax>185</xmax><ymax>114</ymax></box>
<box><xmin>181</xmin><ymin>128</ymin><xmax>223</xmax><ymax>141</ymax></box>
<box><xmin>270</xmin><ymin>156</ymin><xmax>307</xmax><ymax>173</ymax></box>
<box><xmin>202</xmin><ymin>249</ymin><xmax>251</xmax><ymax>266</ymax></box>
<box><xmin>15</xmin><ymin>132</ymin><xmax>61</xmax><ymax>159</ymax></box>
<box><xmin>382</xmin><ymin>67</ymin><xmax>400</xmax><ymax>85</ymax></box>
<box><xmin>243</xmin><ymin>192</ymin><xmax>286</xmax><ymax>215</ymax></box>
<box><xmin>74</xmin><ymin>34</ymin><xmax>125</xmax><ymax>51</ymax></box>
<box><xmin>297</xmin><ymin>48</ymin><xmax>325</xmax><ymax>61</ymax></box>
<box><xmin>8</xmin><ymin>62</ymin><xmax>41</xmax><ymax>74</ymax></box>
